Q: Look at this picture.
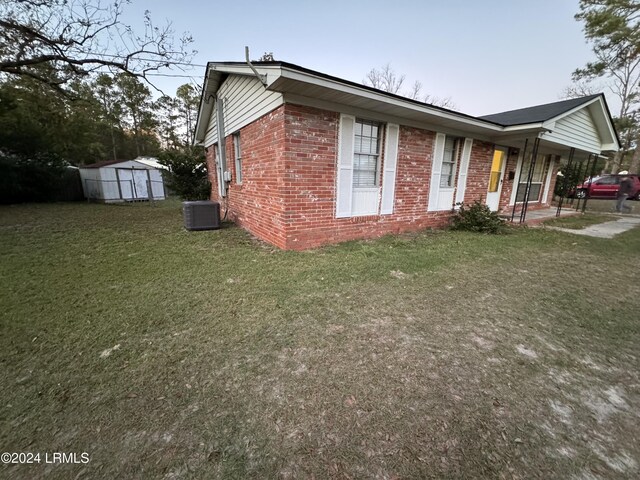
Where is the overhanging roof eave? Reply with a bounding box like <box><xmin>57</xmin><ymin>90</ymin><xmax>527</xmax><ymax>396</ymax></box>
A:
<box><xmin>274</xmin><ymin>67</ymin><xmax>509</xmax><ymax>133</ymax></box>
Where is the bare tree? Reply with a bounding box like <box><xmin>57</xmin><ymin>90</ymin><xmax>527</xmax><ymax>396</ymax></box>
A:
<box><xmin>0</xmin><ymin>0</ymin><xmax>195</xmax><ymax>92</ymax></box>
<box><xmin>407</xmin><ymin>80</ymin><xmax>423</xmax><ymax>100</ymax></box>
<box><xmin>560</xmin><ymin>80</ymin><xmax>601</xmax><ymax>99</ymax></box>
<box><xmin>364</xmin><ymin>64</ymin><xmax>457</xmax><ymax>110</ymax></box>
<box><xmin>363</xmin><ymin>63</ymin><xmax>405</xmax><ymax>94</ymax></box>
<box><xmin>258</xmin><ymin>52</ymin><xmax>275</xmax><ymax>61</ymax></box>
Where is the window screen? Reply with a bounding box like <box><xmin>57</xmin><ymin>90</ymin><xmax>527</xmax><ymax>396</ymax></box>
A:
<box><xmin>353</xmin><ymin>120</ymin><xmax>381</xmax><ymax>187</ymax></box>
<box><xmin>440</xmin><ymin>136</ymin><xmax>460</xmax><ymax>188</ymax></box>
<box><xmin>516</xmin><ymin>154</ymin><xmax>550</xmax><ymax>202</ymax></box>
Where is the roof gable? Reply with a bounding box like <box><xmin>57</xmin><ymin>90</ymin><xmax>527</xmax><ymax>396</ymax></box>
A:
<box><xmin>541</xmin><ymin>106</ymin><xmax>602</xmax><ymax>153</ymax></box>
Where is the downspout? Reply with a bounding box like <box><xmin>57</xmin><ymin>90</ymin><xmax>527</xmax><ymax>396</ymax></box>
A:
<box><xmin>245</xmin><ymin>46</ymin><xmax>268</xmax><ymax>86</ymax></box>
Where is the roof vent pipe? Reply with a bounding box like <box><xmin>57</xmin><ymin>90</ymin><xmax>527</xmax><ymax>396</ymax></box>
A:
<box><xmin>245</xmin><ymin>46</ymin><xmax>268</xmax><ymax>86</ymax></box>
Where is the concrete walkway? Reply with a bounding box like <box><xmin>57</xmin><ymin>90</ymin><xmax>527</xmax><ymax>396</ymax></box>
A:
<box><xmin>546</xmin><ymin>214</ymin><xmax>640</xmax><ymax>239</ymax></box>
<box><xmin>501</xmin><ymin>207</ymin><xmax>580</xmax><ymax>225</ymax></box>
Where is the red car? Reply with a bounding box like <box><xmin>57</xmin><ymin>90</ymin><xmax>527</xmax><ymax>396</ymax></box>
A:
<box><xmin>574</xmin><ymin>174</ymin><xmax>640</xmax><ymax>200</ymax></box>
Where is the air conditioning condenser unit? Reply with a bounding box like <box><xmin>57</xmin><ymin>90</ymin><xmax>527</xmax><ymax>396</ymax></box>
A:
<box><xmin>183</xmin><ymin>200</ymin><xmax>221</xmax><ymax>231</ymax></box>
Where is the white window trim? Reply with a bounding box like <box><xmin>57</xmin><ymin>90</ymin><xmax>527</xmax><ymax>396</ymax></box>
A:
<box><xmin>428</xmin><ymin>133</ymin><xmax>464</xmax><ymax>212</ymax></box>
<box><xmin>352</xmin><ymin>119</ymin><xmax>382</xmax><ymax>189</ymax></box>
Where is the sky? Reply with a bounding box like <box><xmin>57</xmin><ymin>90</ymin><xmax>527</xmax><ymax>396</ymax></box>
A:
<box><xmin>122</xmin><ymin>0</ymin><xmax>602</xmax><ymax>116</ymax></box>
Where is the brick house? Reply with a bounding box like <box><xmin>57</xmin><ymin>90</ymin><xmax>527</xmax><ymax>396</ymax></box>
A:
<box><xmin>194</xmin><ymin>61</ymin><xmax>619</xmax><ymax>250</ymax></box>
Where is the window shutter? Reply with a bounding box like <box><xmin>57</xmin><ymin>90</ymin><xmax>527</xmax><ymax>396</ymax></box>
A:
<box><xmin>336</xmin><ymin>114</ymin><xmax>355</xmax><ymax>218</ymax></box>
<box><xmin>428</xmin><ymin>133</ymin><xmax>446</xmax><ymax>211</ymax></box>
<box><xmin>454</xmin><ymin>138</ymin><xmax>473</xmax><ymax>206</ymax></box>
<box><xmin>380</xmin><ymin>123</ymin><xmax>400</xmax><ymax>214</ymax></box>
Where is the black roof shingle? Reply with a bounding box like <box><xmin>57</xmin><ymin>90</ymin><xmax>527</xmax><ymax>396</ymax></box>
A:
<box><xmin>478</xmin><ymin>94</ymin><xmax>602</xmax><ymax>126</ymax></box>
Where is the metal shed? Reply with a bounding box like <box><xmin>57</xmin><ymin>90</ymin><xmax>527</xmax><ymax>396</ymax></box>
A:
<box><xmin>79</xmin><ymin>158</ymin><xmax>166</xmax><ymax>202</ymax></box>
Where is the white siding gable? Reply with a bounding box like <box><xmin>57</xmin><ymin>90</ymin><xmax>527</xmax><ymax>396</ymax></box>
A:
<box><xmin>204</xmin><ymin>75</ymin><xmax>284</xmax><ymax>147</ymax></box>
<box><xmin>544</xmin><ymin>108</ymin><xmax>602</xmax><ymax>153</ymax></box>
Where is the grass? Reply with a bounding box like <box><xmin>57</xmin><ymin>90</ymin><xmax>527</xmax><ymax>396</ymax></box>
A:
<box><xmin>1</xmin><ymin>199</ymin><xmax>639</xmax><ymax>479</ymax></box>
<box><xmin>542</xmin><ymin>212</ymin><xmax>615</xmax><ymax>229</ymax></box>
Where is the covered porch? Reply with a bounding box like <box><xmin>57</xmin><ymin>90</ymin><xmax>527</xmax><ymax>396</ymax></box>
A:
<box><xmin>480</xmin><ymin>94</ymin><xmax>619</xmax><ymax>224</ymax></box>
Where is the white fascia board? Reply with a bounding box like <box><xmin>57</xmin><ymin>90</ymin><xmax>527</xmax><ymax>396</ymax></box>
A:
<box><xmin>541</xmin><ymin>120</ymin><xmax>556</xmax><ymax>131</ymax></box>
<box><xmin>587</xmin><ymin>101</ymin><xmax>619</xmax><ymax>149</ymax></box>
<box><xmin>278</xmin><ymin>66</ymin><xmax>506</xmax><ymax>134</ymax></box>
<box><xmin>549</xmin><ymin>96</ymin><xmax>601</xmax><ymax>122</ymax></box>
<box><xmin>194</xmin><ymin>70</ymin><xmax>220</xmax><ymax>144</ymax></box>
<box><xmin>600</xmin><ymin>142</ymin><xmax>618</xmax><ymax>152</ymax></box>
<box><xmin>194</xmin><ymin>64</ymin><xmax>284</xmax><ymax>144</ymax></box>
<box><xmin>208</xmin><ymin>64</ymin><xmax>283</xmax><ymax>86</ymax></box>
<box><xmin>283</xmin><ymin>93</ymin><xmax>496</xmax><ymax>141</ymax></box>
<box><xmin>194</xmin><ymin>100</ymin><xmax>213</xmax><ymax>145</ymax></box>
<box><xmin>505</xmin><ymin>123</ymin><xmax>548</xmax><ymax>133</ymax></box>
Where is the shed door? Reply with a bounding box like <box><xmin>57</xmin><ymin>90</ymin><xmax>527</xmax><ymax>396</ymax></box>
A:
<box><xmin>132</xmin><ymin>170</ymin><xmax>149</xmax><ymax>199</ymax></box>
<box><xmin>117</xmin><ymin>169</ymin><xmax>134</xmax><ymax>200</ymax></box>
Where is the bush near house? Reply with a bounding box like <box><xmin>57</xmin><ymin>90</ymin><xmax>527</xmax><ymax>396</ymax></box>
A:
<box><xmin>450</xmin><ymin>201</ymin><xmax>507</xmax><ymax>234</ymax></box>
<box><xmin>158</xmin><ymin>148</ymin><xmax>211</xmax><ymax>200</ymax></box>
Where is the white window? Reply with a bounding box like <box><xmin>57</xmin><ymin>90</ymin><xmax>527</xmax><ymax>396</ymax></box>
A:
<box><xmin>440</xmin><ymin>136</ymin><xmax>460</xmax><ymax>188</ymax></box>
<box><xmin>233</xmin><ymin>132</ymin><xmax>242</xmax><ymax>184</ymax></box>
<box><xmin>516</xmin><ymin>154</ymin><xmax>550</xmax><ymax>202</ymax></box>
<box><xmin>336</xmin><ymin>115</ymin><xmax>400</xmax><ymax>219</ymax></box>
<box><xmin>353</xmin><ymin>120</ymin><xmax>381</xmax><ymax>187</ymax></box>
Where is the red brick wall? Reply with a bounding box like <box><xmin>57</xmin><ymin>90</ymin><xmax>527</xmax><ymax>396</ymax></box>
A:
<box><xmin>205</xmin><ymin>105</ymin><xmax>288</xmax><ymax>249</ymax></box>
<box><xmin>207</xmin><ymin>103</ymin><xmax>558</xmax><ymax>250</ymax></box>
<box><xmin>282</xmin><ymin>105</ymin><xmax>462</xmax><ymax>250</ymax></box>
<box><xmin>463</xmin><ymin>140</ymin><xmax>493</xmax><ymax>205</ymax></box>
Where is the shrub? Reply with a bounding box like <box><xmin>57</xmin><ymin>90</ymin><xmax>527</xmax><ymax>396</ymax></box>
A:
<box><xmin>450</xmin><ymin>201</ymin><xmax>507</xmax><ymax>234</ymax></box>
<box><xmin>158</xmin><ymin>148</ymin><xmax>211</xmax><ymax>200</ymax></box>
<box><xmin>554</xmin><ymin>161</ymin><xmax>583</xmax><ymax>198</ymax></box>
<box><xmin>0</xmin><ymin>151</ymin><xmax>82</xmax><ymax>204</ymax></box>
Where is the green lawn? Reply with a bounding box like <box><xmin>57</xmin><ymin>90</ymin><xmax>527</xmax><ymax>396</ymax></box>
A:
<box><xmin>542</xmin><ymin>212</ymin><xmax>615</xmax><ymax>230</ymax></box>
<box><xmin>1</xmin><ymin>200</ymin><xmax>639</xmax><ymax>479</ymax></box>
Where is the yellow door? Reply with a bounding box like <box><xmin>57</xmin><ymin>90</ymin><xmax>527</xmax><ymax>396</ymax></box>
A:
<box><xmin>486</xmin><ymin>147</ymin><xmax>507</xmax><ymax>211</ymax></box>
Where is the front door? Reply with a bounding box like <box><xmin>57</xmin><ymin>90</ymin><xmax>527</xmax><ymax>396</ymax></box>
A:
<box><xmin>486</xmin><ymin>147</ymin><xmax>507</xmax><ymax>211</ymax></box>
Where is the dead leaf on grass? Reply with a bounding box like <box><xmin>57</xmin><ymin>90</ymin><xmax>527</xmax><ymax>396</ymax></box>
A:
<box><xmin>344</xmin><ymin>395</ymin><xmax>357</xmax><ymax>407</ymax></box>
<box><xmin>390</xmin><ymin>270</ymin><xmax>407</xmax><ymax>279</ymax></box>
<box><xmin>99</xmin><ymin>344</ymin><xmax>121</xmax><ymax>358</ymax></box>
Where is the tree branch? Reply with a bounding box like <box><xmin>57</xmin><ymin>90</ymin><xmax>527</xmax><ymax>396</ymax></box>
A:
<box><xmin>0</xmin><ymin>0</ymin><xmax>195</xmax><ymax>92</ymax></box>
